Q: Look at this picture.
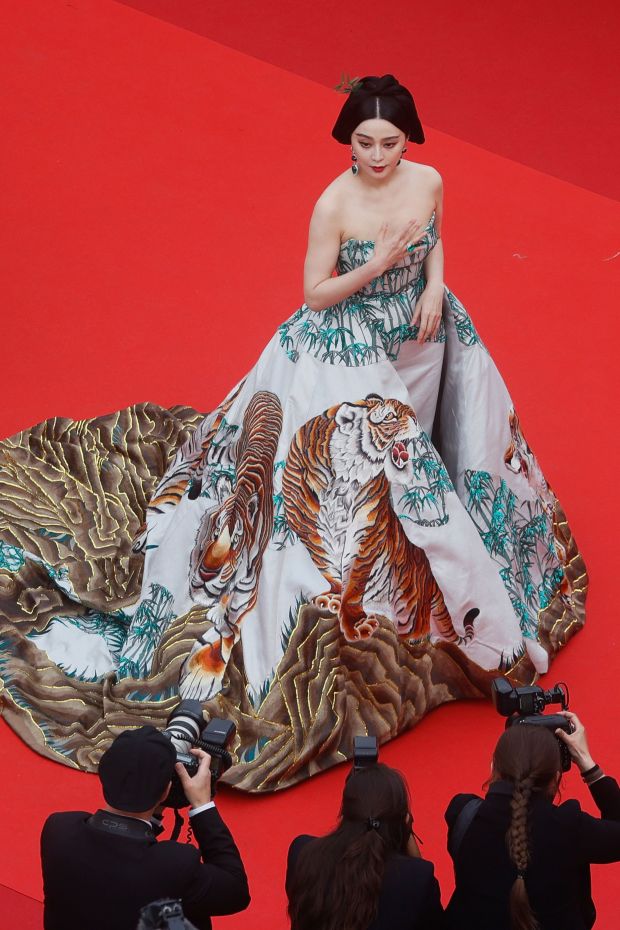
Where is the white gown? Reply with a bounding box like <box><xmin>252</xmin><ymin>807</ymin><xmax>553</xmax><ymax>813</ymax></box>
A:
<box><xmin>0</xmin><ymin>215</ymin><xmax>586</xmax><ymax>790</ymax></box>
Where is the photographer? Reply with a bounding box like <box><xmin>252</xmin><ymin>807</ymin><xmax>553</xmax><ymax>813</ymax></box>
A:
<box><xmin>445</xmin><ymin>712</ymin><xmax>620</xmax><ymax>929</ymax></box>
<box><xmin>40</xmin><ymin>726</ymin><xmax>250</xmax><ymax>930</ymax></box>
<box><xmin>286</xmin><ymin>762</ymin><xmax>443</xmax><ymax>930</ymax></box>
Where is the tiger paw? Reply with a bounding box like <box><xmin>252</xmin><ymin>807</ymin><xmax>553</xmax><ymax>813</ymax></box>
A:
<box><xmin>352</xmin><ymin>615</ymin><xmax>380</xmax><ymax>639</ymax></box>
<box><xmin>338</xmin><ymin>614</ymin><xmax>380</xmax><ymax>641</ymax></box>
<box><xmin>314</xmin><ymin>592</ymin><xmax>341</xmax><ymax>614</ymax></box>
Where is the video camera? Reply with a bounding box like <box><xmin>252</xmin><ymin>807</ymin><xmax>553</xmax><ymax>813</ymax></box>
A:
<box><xmin>162</xmin><ymin>700</ymin><xmax>236</xmax><ymax>809</ymax></box>
<box><xmin>491</xmin><ymin>677</ymin><xmax>573</xmax><ymax>771</ymax></box>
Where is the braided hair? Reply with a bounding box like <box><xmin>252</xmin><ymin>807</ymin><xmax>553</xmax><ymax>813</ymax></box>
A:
<box><xmin>492</xmin><ymin>726</ymin><xmax>562</xmax><ymax>930</ymax></box>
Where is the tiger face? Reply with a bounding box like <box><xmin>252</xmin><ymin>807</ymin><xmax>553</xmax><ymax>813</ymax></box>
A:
<box><xmin>330</xmin><ymin>394</ymin><xmax>421</xmax><ymax>485</ymax></box>
<box><xmin>189</xmin><ymin>478</ymin><xmax>263</xmax><ymax>604</ymax></box>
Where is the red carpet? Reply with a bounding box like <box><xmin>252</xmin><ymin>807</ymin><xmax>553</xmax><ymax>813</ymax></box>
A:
<box><xmin>0</xmin><ymin>884</ymin><xmax>43</xmax><ymax>929</ymax></box>
<box><xmin>1</xmin><ymin>1</ymin><xmax>619</xmax><ymax>928</ymax></box>
<box><xmin>115</xmin><ymin>0</ymin><xmax>620</xmax><ymax>201</ymax></box>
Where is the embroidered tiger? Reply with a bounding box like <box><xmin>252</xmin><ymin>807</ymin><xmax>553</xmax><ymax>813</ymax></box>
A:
<box><xmin>132</xmin><ymin>381</ymin><xmax>244</xmax><ymax>553</ymax></box>
<box><xmin>180</xmin><ymin>390</ymin><xmax>283</xmax><ymax>701</ymax></box>
<box><xmin>282</xmin><ymin>394</ymin><xmax>476</xmax><ymax>645</ymax></box>
<box><xmin>504</xmin><ymin>407</ymin><xmax>554</xmax><ymax>514</ymax></box>
<box><xmin>503</xmin><ymin>406</ymin><xmax>578</xmax><ymax>617</ymax></box>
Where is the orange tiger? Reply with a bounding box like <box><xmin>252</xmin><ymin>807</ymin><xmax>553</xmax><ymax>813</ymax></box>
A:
<box><xmin>283</xmin><ymin>394</ymin><xmax>476</xmax><ymax>645</ymax></box>
<box><xmin>132</xmin><ymin>383</ymin><xmax>244</xmax><ymax>553</ymax></box>
<box><xmin>180</xmin><ymin>390</ymin><xmax>283</xmax><ymax>701</ymax></box>
<box><xmin>504</xmin><ymin>406</ymin><xmax>554</xmax><ymax>513</ymax></box>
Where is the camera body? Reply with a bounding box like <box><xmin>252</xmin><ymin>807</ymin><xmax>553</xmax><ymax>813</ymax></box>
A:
<box><xmin>138</xmin><ymin>898</ymin><xmax>195</xmax><ymax>930</ymax></box>
<box><xmin>162</xmin><ymin>700</ymin><xmax>236</xmax><ymax>808</ymax></box>
<box><xmin>491</xmin><ymin>677</ymin><xmax>572</xmax><ymax>771</ymax></box>
<box><xmin>353</xmin><ymin>735</ymin><xmax>379</xmax><ymax>769</ymax></box>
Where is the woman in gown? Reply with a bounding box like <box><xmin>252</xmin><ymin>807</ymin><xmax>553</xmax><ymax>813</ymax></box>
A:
<box><xmin>0</xmin><ymin>75</ymin><xmax>586</xmax><ymax>791</ymax></box>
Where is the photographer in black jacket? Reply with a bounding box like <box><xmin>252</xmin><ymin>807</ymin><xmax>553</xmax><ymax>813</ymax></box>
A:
<box><xmin>445</xmin><ymin>712</ymin><xmax>620</xmax><ymax>930</ymax></box>
<box><xmin>286</xmin><ymin>762</ymin><xmax>443</xmax><ymax>930</ymax></box>
<box><xmin>41</xmin><ymin>725</ymin><xmax>250</xmax><ymax>930</ymax></box>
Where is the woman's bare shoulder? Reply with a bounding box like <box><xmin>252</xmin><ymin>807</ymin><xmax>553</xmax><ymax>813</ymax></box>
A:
<box><xmin>406</xmin><ymin>161</ymin><xmax>443</xmax><ymax>188</ymax></box>
<box><xmin>311</xmin><ymin>172</ymin><xmax>353</xmax><ymax>224</ymax></box>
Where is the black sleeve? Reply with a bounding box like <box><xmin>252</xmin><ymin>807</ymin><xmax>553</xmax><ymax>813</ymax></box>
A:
<box><xmin>285</xmin><ymin>835</ymin><xmax>314</xmax><ymax>897</ymax></box>
<box><xmin>180</xmin><ymin>807</ymin><xmax>250</xmax><ymax>926</ymax></box>
<box><xmin>415</xmin><ymin>865</ymin><xmax>445</xmax><ymax>930</ymax></box>
<box><xmin>589</xmin><ymin>775</ymin><xmax>620</xmax><ymax>821</ymax></box>
<box><xmin>444</xmin><ymin>793</ymin><xmax>480</xmax><ymax>830</ymax></box>
<box><xmin>569</xmin><ymin>779</ymin><xmax>620</xmax><ymax>864</ymax></box>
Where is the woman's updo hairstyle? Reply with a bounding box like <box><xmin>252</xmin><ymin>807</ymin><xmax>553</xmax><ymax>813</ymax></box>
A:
<box><xmin>332</xmin><ymin>74</ymin><xmax>424</xmax><ymax>145</ymax></box>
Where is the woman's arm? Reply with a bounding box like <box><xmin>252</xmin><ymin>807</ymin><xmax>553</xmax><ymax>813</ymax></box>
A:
<box><xmin>303</xmin><ymin>199</ymin><xmax>425</xmax><ymax>312</ymax></box>
<box><xmin>556</xmin><ymin>712</ymin><xmax>620</xmax><ymax>862</ymax></box>
<box><xmin>413</xmin><ymin>172</ymin><xmax>445</xmax><ymax>342</ymax></box>
<box><xmin>303</xmin><ymin>200</ymin><xmax>382</xmax><ymax>312</ymax></box>
<box><xmin>573</xmin><ymin>794</ymin><xmax>620</xmax><ymax>864</ymax></box>
<box><xmin>589</xmin><ymin>777</ymin><xmax>620</xmax><ymax>821</ymax></box>
<box><xmin>417</xmin><ymin>866</ymin><xmax>445</xmax><ymax>929</ymax></box>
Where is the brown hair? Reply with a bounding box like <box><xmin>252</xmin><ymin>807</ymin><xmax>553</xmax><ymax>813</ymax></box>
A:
<box><xmin>286</xmin><ymin>763</ymin><xmax>412</xmax><ymax>930</ymax></box>
<box><xmin>492</xmin><ymin>725</ymin><xmax>562</xmax><ymax>930</ymax></box>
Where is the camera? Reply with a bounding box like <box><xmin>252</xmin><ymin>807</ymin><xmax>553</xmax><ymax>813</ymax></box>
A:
<box><xmin>353</xmin><ymin>735</ymin><xmax>379</xmax><ymax>769</ymax></box>
<box><xmin>491</xmin><ymin>677</ymin><xmax>573</xmax><ymax>771</ymax></box>
<box><xmin>162</xmin><ymin>699</ymin><xmax>236</xmax><ymax>808</ymax></box>
<box><xmin>137</xmin><ymin>898</ymin><xmax>196</xmax><ymax>930</ymax></box>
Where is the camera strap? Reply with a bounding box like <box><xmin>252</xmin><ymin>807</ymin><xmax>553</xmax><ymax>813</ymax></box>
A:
<box><xmin>87</xmin><ymin>811</ymin><xmax>155</xmax><ymax>843</ymax></box>
<box><xmin>448</xmin><ymin>798</ymin><xmax>482</xmax><ymax>859</ymax></box>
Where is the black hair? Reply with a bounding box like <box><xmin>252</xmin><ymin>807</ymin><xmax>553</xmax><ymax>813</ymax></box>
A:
<box><xmin>286</xmin><ymin>763</ymin><xmax>413</xmax><ymax>930</ymax></box>
<box><xmin>332</xmin><ymin>74</ymin><xmax>424</xmax><ymax>145</ymax></box>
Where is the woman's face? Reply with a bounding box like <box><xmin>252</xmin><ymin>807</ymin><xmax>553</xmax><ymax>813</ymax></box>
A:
<box><xmin>351</xmin><ymin>119</ymin><xmax>406</xmax><ymax>180</ymax></box>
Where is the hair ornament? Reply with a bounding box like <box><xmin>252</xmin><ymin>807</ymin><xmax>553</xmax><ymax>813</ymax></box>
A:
<box><xmin>335</xmin><ymin>72</ymin><xmax>362</xmax><ymax>94</ymax></box>
<box><xmin>366</xmin><ymin>817</ymin><xmax>381</xmax><ymax>831</ymax></box>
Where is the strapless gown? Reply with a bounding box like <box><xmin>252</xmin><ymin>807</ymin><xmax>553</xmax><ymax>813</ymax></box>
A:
<box><xmin>0</xmin><ymin>217</ymin><xmax>586</xmax><ymax>790</ymax></box>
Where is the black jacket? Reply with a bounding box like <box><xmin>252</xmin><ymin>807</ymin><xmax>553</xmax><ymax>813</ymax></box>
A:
<box><xmin>445</xmin><ymin>775</ymin><xmax>620</xmax><ymax>930</ymax></box>
<box><xmin>287</xmin><ymin>834</ymin><xmax>444</xmax><ymax>930</ymax></box>
<box><xmin>41</xmin><ymin>807</ymin><xmax>250</xmax><ymax>930</ymax></box>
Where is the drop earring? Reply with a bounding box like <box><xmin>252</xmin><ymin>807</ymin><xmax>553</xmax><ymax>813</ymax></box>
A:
<box><xmin>351</xmin><ymin>151</ymin><xmax>359</xmax><ymax>175</ymax></box>
<box><xmin>398</xmin><ymin>147</ymin><xmax>408</xmax><ymax>166</ymax></box>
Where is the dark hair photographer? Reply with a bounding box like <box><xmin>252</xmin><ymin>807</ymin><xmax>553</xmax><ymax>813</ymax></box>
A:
<box><xmin>445</xmin><ymin>708</ymin><xmax>620</xmax><ymax>930</ymax></box>
<box><xmin>40</xmin><ymin>725</ymin><xmax>250</xmax><ymax>930</ymax></box>
<box><xmin>286</xmin><ymin>760</ymin><xmax>443</xmax><ymax>930</ymax></box>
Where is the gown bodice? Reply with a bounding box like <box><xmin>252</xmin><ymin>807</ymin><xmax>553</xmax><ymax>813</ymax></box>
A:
<box><xmin>278</xmin><ymin>214</ymin><xmax>444</xmax><ymax>367</ymax></box>
<box><xmin>335</xmin><ymin>212</ymin><xmax>437</xmax><ymax>297</ymax></box>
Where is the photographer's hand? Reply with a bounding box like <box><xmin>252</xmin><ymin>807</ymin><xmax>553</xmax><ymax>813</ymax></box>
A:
<box><xmin>175</xmin><ymin>748</ymin><xmax>213</xmax><ymax>808</ymax></box>
<box><xmin>556</xmin><ymin>711</ymin><xmax>596</xmax><ymax>772</ymax></box>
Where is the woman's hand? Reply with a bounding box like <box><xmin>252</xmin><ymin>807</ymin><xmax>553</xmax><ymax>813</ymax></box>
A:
<box><xmin>413</xmin><ymin>282</ymin><xmax>444</xmax><ymax>343</ymax></box>
<box><xmin>372</xmin><ymin>219</ymin><xmax>426</xmax><ymax>274</ymax></box>
<box><xmin>556</xmin><ymin>711</ymin><xmax>596</xmax><ymax>773</ymax></box>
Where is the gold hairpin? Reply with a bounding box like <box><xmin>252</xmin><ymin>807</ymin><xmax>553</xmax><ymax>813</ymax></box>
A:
<box><xmin>334</xmin><ymin>73</ymin><xmax>362</xmax><ymax>94</ymax></box>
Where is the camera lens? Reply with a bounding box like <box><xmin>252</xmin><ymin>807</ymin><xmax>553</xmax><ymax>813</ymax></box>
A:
<box><xmin>164</xmin><ymin>700</ymin><xmax>204</xmax><ymax>755</ymax></box>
